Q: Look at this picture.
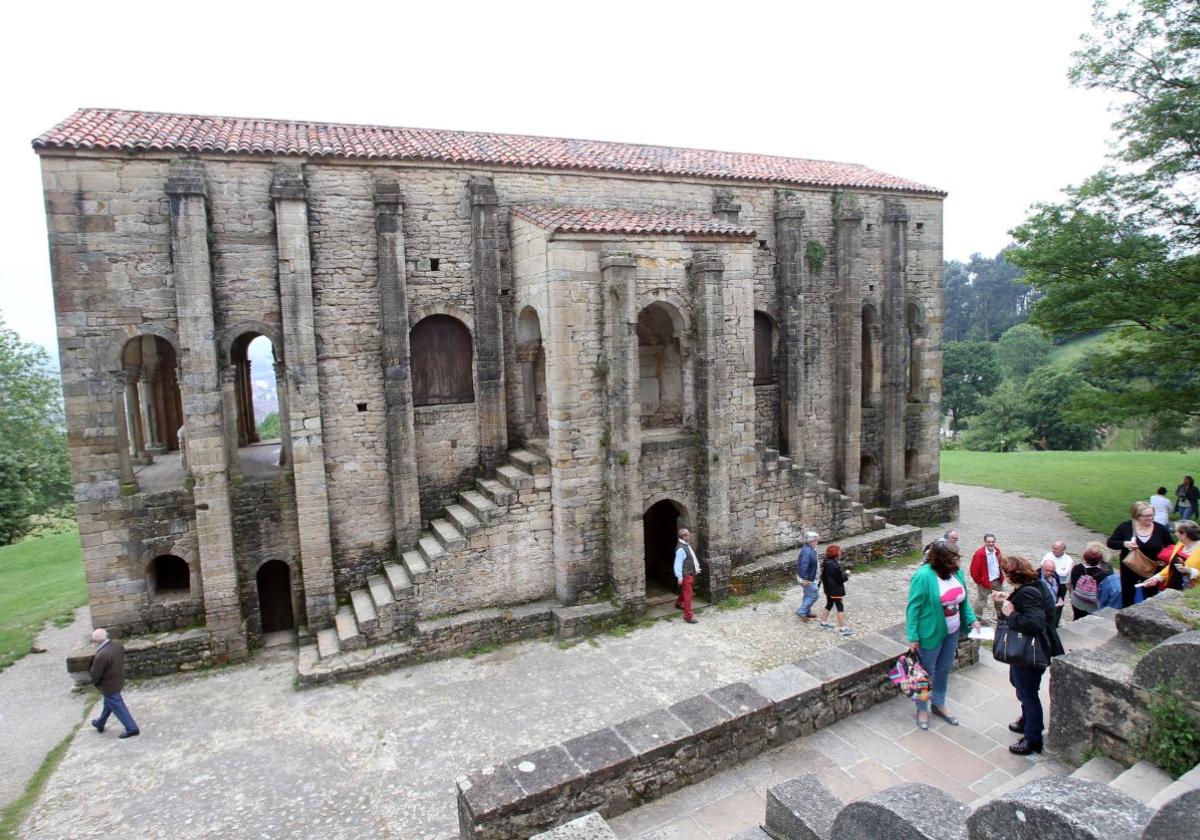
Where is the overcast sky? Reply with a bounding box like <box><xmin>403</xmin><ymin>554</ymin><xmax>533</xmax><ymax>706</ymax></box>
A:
<box><xmin>1</xmin><ymin>0</ymin><xmax>1116</xmax><ymax>360</ymax></box>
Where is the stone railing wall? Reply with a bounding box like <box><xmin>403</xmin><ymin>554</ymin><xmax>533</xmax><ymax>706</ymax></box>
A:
<box><xmin>455</xmin><ymin>625</ymin><xmax>978</xmax><ymax>839</ymax></box>
<box><xmin>66</xmin><ymin>628</ymin><xmax>213</xmax><ymax>686</ymax></box>
<box><xmin>875</xmin><ymin>492</ymin><xmax>960</xmax><ymax>528</ymax></box>
<box><xmin>1049</xmin><ymin>590</ymin><xmax>1200</xmax><ymax>766</ymax></box>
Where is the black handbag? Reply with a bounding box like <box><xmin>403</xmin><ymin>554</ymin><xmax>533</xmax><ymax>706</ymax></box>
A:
<box><xmin>992</xmin><ymin>622</ymin><xmax>1050</xmax><ymax>669</ymax></box>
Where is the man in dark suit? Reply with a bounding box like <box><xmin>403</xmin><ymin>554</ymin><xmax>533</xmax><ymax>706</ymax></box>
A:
<box><xmin>89</xmin><ymin>628</ymin><xmax>140</xmax><ymax>738</ymax></box>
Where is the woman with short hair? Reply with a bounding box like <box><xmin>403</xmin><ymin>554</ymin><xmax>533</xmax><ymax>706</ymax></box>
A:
<box><xmin>1107</xmin><ymin>500</ymin><xmax>1174</xmax><ymax>607</ymax></box>
<box><xmin>1143</xmin><ymin>520</ymin><xmax>1200</xmax><ymax>591</ymax></box>
<box><xmin>905</xmin><ymin>539</ymin><xmax>981</xmax><ymax>731</ymax></box>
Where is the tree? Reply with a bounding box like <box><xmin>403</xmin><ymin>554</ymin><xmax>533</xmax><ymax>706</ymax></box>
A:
<box><xmin>942</xmin><ymin>251</ymin><xmax>1033</xmax><ymax>343</ymax></box>
<box><xmin>256</xmin><ymin>412</ymin><xmax>281</xmax><ymax>440</ymax></box>
<box><xmin>996</xmin><ymin>323</ymin><xmax>1052</xmax><ymax>381</ymax></box>
<box><xmin>1021</xmin><ymin>366</ymin><xmax>1100</xmax><ymax>451</ymax></box>
<box><xmin>0</xmin><ymin>317</ymin><xmax>70</xmax><ymax>544</ymax></box>
<box><xmin>1009</xmin><ymin>0</ymin><xmax>1200</xmax><ymax>420</ymax></box>
<box><xmin>942</xmin><ymin>341</ymin><xmax>1002</xmax><ymax>437</ymax></box>
<box><xmin>963</xmin><ymin>381</ymin><xmax>1031</xmax><ymax>452</ymax></box>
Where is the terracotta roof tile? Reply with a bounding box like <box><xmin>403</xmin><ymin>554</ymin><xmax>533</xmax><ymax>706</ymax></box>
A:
<box><xmin>33</xmin><ymin>109</ymin><xmax>945</xmax><ymax>196</ymax></box>
<box><xmin>513</xmin><ymin>206</ymin><xmax>756</xmax><ymax>238</ymax></box>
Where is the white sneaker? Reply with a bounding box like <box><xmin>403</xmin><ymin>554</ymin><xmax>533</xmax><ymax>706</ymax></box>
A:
<box><xmin>839</xmin><ymin>627</ymin><xmax>853</xmax><ymax>636</ymax></box>
<box><xmin>819</xmin><ymin>621</ymin><xmax>833</xmax><ymax>629</ymax></box>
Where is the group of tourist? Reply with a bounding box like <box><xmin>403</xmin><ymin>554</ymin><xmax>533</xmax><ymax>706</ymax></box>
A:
<box><xmin>783</xmin><ymin>482</ymin><xmax>1200</xmax><ymax>760</ymax></box>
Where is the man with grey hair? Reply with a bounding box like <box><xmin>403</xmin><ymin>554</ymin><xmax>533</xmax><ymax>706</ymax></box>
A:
<box><xmin>1042</xmin><ymin>540</ymin><xmax>1074</xmax><ymax>589</ymax></box>
<box><xmin>89</xmin><ymin>628</ymin><xmax>140</xmax><ymax>738</ymax></box>
<box><xmin>673</xmin><ymin>527</ymin><xmax>702</xmax><ymax>624</ymax></box>
<box><xmin>794</xmin><ymin>531</ymin><xmax>821</xmax><ymax>620</ymax></box>
<box><xmin>943</xmin><ymin>530</ymin><xmax>960</xmax><ymax>550</ymax></box>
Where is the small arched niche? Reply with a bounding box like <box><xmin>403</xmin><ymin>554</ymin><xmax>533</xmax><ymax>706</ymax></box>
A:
<box><xmin>148</xmin><ymin>554</ymin><xmax>190</xmax><ymax>598</ymax></box>
<box><xmin>753</xmin><ymin>311</ymin><xmax>776</xmax><ymax>385</ymax></box>
<box><xmin>515</xmin><ymin>307</ymin><xmax>548</xmax><ymax>439</ymax></box>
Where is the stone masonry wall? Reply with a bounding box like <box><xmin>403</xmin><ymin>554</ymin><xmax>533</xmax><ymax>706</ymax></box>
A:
<box><xmin>231</xmin><ymin>476</ymin><xmax>304</xmax><ymax>645</ymax></box>
<box><xmin>127</xmin><ymin>489</ymin><xmax>203</xmax><ymax>633</ymax></box>
<box><xmin>754</xmin><ymin>383</ymin><xmax>781</xmax><ymax>450</ymax></box>
<box><xmin>415</xmin><ymin>403</ymin><xmax>483</xmax><ymax>522</ymax></box>
<box><xmin>41</xmin><ymin>149</ymin><xmax>944</xmax><ymax>639</ymax></box>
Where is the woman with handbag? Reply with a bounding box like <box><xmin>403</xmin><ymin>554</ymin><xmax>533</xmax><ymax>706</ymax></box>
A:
<box><xmin>995</xmin><ymin>554</ymin><xmax>1064</xmax><ymax>755</ymax></box>
<box><xmin>1142</xmin><ymin>520</ymin><xmax>1200</xmax><ymax>592</ymax></box>
<box><xmin>905</xmin><ymin>539</ymin><xmax>981</xmax><ymax>731</ymax></box>
<box><xmin>1107</xmin><ymin>501</ymin><xmax>1174</xmax><ymax>608</ymax></box>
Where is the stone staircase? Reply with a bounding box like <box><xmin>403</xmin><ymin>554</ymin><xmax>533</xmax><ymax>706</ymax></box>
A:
<box><xmin>759</xmin><ymin>445</ymin><xmax>886</xmax><ymax>534</ymax></box>
<box><xmin>311</xmin><ymin>447</ymin><xmax>549</xmax><ymax>662</ymax></box>
<box><xmin>715</xmin><ymin>756</ymin><xmax>1200</xmax><ymax>840</ymax></box>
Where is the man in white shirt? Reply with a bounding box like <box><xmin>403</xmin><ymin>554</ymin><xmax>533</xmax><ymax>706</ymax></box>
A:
<box><xmin>1042</xmin><ymin>540</ymin><xmax>1074</xmax><ymax>588</ymax></box>
<box><xmin>1149</xmin><ymin>487</ymin><xmax>1173</xmax><ymax>527</ymax></box>
<box><xmin>673</xmin><ymin>528</ymin><xmax>702</xmax><ymax>625</ymax></box>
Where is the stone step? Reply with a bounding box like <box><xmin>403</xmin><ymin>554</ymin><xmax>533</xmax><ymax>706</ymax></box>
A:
<box><xmin>297</xmin><ymin>643</ymin><xmax>320</xmax><ymax>673</ymax></box>
<box><xmin>970</xmin><ymin>758</ymin><xmax>1068</xmax><ymax>810</ymax></box>
<box><xmin>418</xmin><ymin>534</ymin><xmax>447</xmax><ymax>566</ymax></box>
<box><xmin>1071</xmin><ymin>755</ymin><xmax>1124</xmax><ymax>785</ymax></box>
<box><xmin>777</xmin><ymin>456</ymin><xmax>793</xmax><ymax>470</ymax></box>
<box><xmin>367</xmin><ymin>574</ymin><xmax>395</xmax><ymax>615</ymax></box>
<box><xmin>335</xmin><ymin>605</ymin><xmax>364</xmax><ymax>651</ymax></box>
<box><xmin>509</xmin><ymin>448</ymin><xmax>549</xmax><ymax>475</ymax></box>
<box><xmin>430</xmin><ymin>518</ymin><xmax>466</xmax><ymax>550</ymax></box>
<box><xmin>1147</xmin><ymin>765</ymin><xmax>1200</xmax><ymax>809</ymax></box>
<box><xmin>383</xmin><ymin>562</ymin><xmax>413</xmax><ymax>599</ymax></box>
<box><xmin>402</xmin><ymin>549</ymin><xmax>430</xmax><ymax>582</ymax></box>
<box><xmin>445</xmin><ymin>503</ymin><xmax>482</xmax><ymax>534</ymax></box>
<box><xmin>459</xmin><ymin>490</ymin><xmax>497</xmax><ymax>523</ymax></box>
<box><xmin>496</xmin><ymin>463</ymin><xmax>532</xmax><ymax>491</ymax></box>
<box><xmin>316</xmin><ymin>628</ymin><xmax>340</xmax><ymax>659</ymax></box>
<box><xmin>1110</xmin><ymin>760</ymin><xmax>1176</xmax><ymax>805</ymax></box>
<box><xmin>351</xmin><ymin>588</ymin><xmax>378</xmax><ymax>626</ymax></box>
<box><xmin>476</xmin><ymin>477</ymin><xmax>514</xmax><ymax>507</ymax></box>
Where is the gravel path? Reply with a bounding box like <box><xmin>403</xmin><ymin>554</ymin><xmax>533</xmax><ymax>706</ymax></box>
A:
<box><xmin>13</xmin><ymin>483</ymin><xmax>1105</xmax><ymax>839</ymax></box>
<box><xmin>0</xmin><ymin>606</ymin><xmax>92</xmax><ymax>811</ymax></box>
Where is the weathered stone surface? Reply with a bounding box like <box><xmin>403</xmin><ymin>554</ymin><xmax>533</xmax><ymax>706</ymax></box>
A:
<box><xmin>832</xmin><ymin>782</ymin><xmax>967</xmax><ymax>840</ymax></box>
<box><xmin>1132</xmin><ymin>630</ymin><xmax>1200</xmax><ymax>695</ymax></box>
<box><xmin>1115</xmin><ymin>589</ymin><xmax>1193</xmax><ymax>644</ymax></box>
<box><xmin>966</xmin><ymin>776</ymin><xmax>1151</xmax><ymax>840</ymax></box>
<box><xmin>765</xmin><ymin>774</ymin><xmax>842</xmax><ymax>840</ymax></box>
<box><xmin>1142</xmin><ymin>788</ymin><xmax>1200</xmax><ymax>840</ymax></box>
<box><xmin>528</xmin><ymin>813</ymin><xmax>617</xmax><ymax>840</ymax></box>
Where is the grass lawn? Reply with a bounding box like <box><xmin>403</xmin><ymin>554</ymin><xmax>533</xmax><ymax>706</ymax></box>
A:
<box><xmin>940</xmin><ymin>449</ymin><xmax>1200</xmax><ymax>534</ymax></box>
<box><xmin>0</xmin><ymin>528</ymin><xmax>86</xmax><ymax>671</ymax></box>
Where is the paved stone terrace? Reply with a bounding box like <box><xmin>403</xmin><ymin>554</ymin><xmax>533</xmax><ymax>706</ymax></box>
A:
<box><xmin>14</xmin><ymin>483</ymin><xmax>1102</xmax><ymax>840</ymax></box>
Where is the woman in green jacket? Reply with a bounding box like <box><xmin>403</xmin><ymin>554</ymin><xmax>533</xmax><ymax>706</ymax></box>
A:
<box><xmin>906</xmin><ymin>539</ymin><xmax>981</xmax><ymax>731</ymax></box>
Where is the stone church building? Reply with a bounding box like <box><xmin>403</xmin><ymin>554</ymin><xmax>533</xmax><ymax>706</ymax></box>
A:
<box><xmin>35</xmin><ymin>109</ymin><xmax>948</xmax><ymax>673</ymax></box>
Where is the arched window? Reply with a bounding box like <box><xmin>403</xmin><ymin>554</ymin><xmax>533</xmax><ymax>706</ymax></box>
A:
<box><xmin>637</xmin><ymin>302</ymin><xmax>685</xmax><ymax>428</ymax></box>
<box><xmin>906</xmin><ymin>303</ymin><xmax>924</xmax><ymax>402</ymax></box>
<box><xmin>411</xmin><ymin>315</ymin><xmax>474</xmax><ymax>406</ymax></box>
<box><xmin>121</xmin><ymin>335</ymin><xmax>184</xmax><ymax>459</ymax></box>
<box><xmin>861</xmin><ymin>305</ymin><xmax>881</xmax><ymax>407</ymax></box>
<box><xmin>150</xmin><ymin>555</ymin><xmax>190</xmax><ymax>595</ymax></box>
<box><xmin>516</xmin><ymin>307</ymin><xmax>548</xmax><ymax>438</ymax></box>
<box><xmin>754</xmin><ymin>311</ymin><xmax>775</xmax><ymax>385</ymax></box>
<box><xmin>229</xmin><ymin>333</ymin><xmax>282</xmax><ymax>447</ymax></box>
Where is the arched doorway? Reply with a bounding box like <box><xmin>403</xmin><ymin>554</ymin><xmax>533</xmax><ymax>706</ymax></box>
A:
<box><xmin>643</xmin><ymin>499</ymin><xmax>687</xmax><ymax>595</ymax></box>
<box><xmin>256</xmin><ymin>560</ymin><xmax>294</xmax><ymax>633</ymax></box>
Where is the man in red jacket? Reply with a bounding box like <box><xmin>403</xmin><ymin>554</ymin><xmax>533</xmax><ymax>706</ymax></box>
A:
<box><xmin>970</xmin><ymin>534</ymin><xmax>1006</xmax><ymax>624</ymax></box>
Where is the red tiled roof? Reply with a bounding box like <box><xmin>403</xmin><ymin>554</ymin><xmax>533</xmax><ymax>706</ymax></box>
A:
<box><xmin>513</xmin><ymin>206</ymin><xmax>756</xmax><ymax>238</ymax></box>
<box><xmin>33</xmin><ymin>109</ymin><xmax>944</xmax><ymax>195</ymax></box>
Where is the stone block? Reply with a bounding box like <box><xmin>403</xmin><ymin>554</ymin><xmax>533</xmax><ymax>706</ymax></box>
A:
<box><xmin>966</xmin><ymin>776</ymin><xmax>1151</xmax><ymax>840</ymax></box>
<box><xmin>765</xmin><ymin>774</ymin><xmax>842</xmax><ymax>840</ymax></box>
<box><xmin>614</xmin><ymin>707</ymin><xmax>692</xmax><ymax>763</ymax></box>
<box><xmin>1142</xmin><ymin>788</ymin><xmax>1200</xmax><ymax>840</ymax></box>
<box><xmin>1132</xmin><ymin>630</ymin><xmax>1200</xmax><ymax>695</ymax></box>
<box><xmin>832</xmin><ymin>783</ymin><xmax>967</xmax><ymax>840</ymax></box>
<box><xmin>1115</xmin><ymin>589</ymin><xmax>1193</xmax><ymax>644</ymax></box>
<box><xmin>457</xmin><ymin>763</ymin><xmax>527</xmax><ymax>827</ymax></box>
<box><xmin>561</xmin><ymin>728</ymin><xmax>636</xmax><ymax>785</ymax></box>
<box><xmin>528</xmin><ymin>813</ymin><xmax>618</xmax><ymax>840</ymax></box>
<box><xmin>507</xmin><ymin>745</ymin><xmax>582</xmax><ymax>806</ymax></box>
<box><xmin>552</xmin><ymin>603</ymin><xmax>621</xmax><ymax>639</ymax></box>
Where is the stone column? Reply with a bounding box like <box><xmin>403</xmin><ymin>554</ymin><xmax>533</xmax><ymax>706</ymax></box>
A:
<box><xmin>374</xmin><ymin>178</ymin><xmax>421</xmax><ymax>550</ymax></box>
<box><xmin>272</xmin><ymin>164</ymin><xmax>337</xmax><ymax>630</ymax></box>
<box><xmin>880</xmin><ymin>200</ymin><xmax>909</xmax><ymax>508</ymax></box>
<box><xmin>166</xmin><ymin>159</ymin><xmax>247</xmax><ymax>662</ymax></box>
<box><xmin>140</xmin><ymin>334</ymin><xmax>166</xmax><ymax>454</ymax></box>
<box><xmin>469</xmin><ymin>177</ymin><xmax>508</xmax><ymax>470</ymax></box>
<box><xmin>713</xmin><ymin>189</ymin><xmax>741</xmax><ymax>225</ymax></box>
<box><xmin>600</xmin><ymin>252</ymin><xmax>646</xmax><ymax>612</ymax></box>
<box><xmin>274</xmin><ymin>360</ymin><xmax>292</xmax><ymax>468</ymax></box>
<box><xmin>775</xmin><ymin>193</ymin><xmax>806</xmax><ymax>464</ymax></box>
<box><xmin>835</xmin><ymin>206</ymin><xmax>864</xmax><ymax>499</ymax></box>
<box><xmin>219</xmin><ymin>365</ymin><xmax>243</xmax><ymax>484</ymax></box>
<box><xmin>691</xmin><ymin>249</ymin><xmax>732</xmax><ymax>602</ymax></box>
<box><xmin>113</xmin><ymin>371</ymin><xmax>137</xmax><ymax>494</ymax></box>
<box><xmin>123</xmin><ymin>364</ymin><xmax>146</xmax><ymax>464</ymax></box>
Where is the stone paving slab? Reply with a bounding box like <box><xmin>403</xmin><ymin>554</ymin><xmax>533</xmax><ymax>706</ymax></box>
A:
<box><xmin>14</xmin><ymin>483</ymin><xmax>1105</xmax><ymax>839</ymax></box>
